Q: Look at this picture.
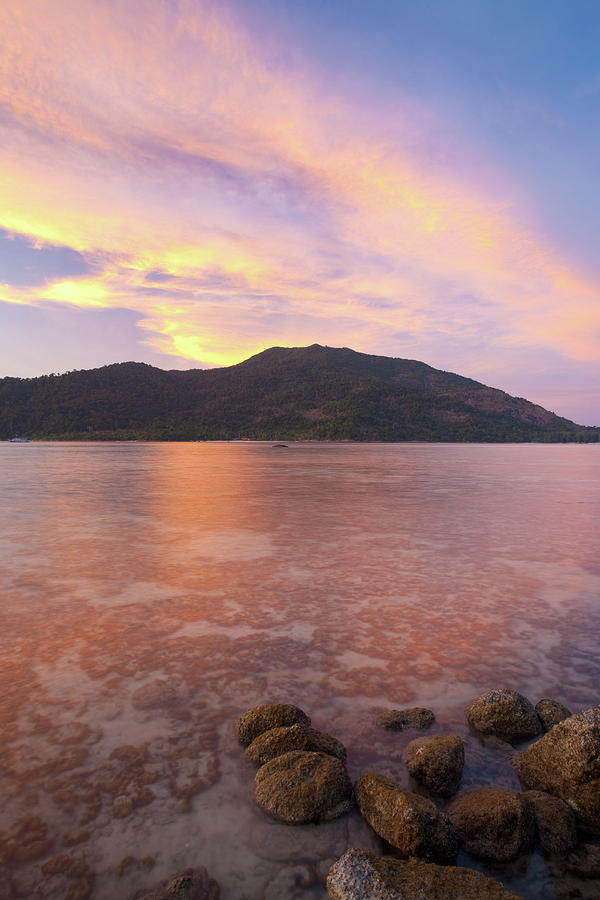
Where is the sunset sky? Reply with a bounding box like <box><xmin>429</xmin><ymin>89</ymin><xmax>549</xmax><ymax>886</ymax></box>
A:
<box><xmin>1</xmin><ymin>0</ymin><xmax>599</xmax><ymax>424</ymax></box>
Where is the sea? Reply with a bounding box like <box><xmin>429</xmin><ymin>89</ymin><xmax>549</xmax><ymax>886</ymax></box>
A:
<box><xmin>1</xmin><ymin>441</ymin><xmax>599</xmax><ymax>899</ymax></box>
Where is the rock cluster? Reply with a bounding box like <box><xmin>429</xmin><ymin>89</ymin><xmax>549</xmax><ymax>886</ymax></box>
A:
<box><xmin>235</xmin><ymin>696</ymin><xmax>600</xmax><ymax>900</ymax></box>
<box><xmin>238</xmin><ymin>703</ymin><xmax>352</xmax><ymax>825</ymax></box>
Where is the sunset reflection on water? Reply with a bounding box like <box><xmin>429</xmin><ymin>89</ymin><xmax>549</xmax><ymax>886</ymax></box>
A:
<box><xmin>1</xmin><ymin>442</ymin><xmax>599</xmax><ymax>898</ymax></box>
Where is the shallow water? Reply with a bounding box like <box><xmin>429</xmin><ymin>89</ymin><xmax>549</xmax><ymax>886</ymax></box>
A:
<box><xmin>1</xmin><ymin>441</ymin><xmax>599</xmax><ymax>899</ymax></box>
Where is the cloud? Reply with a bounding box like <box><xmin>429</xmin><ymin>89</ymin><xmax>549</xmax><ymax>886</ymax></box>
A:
<box><xmin>0</xmin><ymin>0</ymin><xmax>599</xmax><ymax>384</ymax></box>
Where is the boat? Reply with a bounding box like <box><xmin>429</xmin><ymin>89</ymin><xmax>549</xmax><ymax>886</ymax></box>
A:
<box><xmin>8</xmin><ymin>437</ymin><xmax>29</xmax><ymax>443</ymax></box>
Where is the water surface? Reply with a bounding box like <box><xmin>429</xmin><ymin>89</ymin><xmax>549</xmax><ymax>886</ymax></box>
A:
<box><xmin>1</xmin><ymin>442</ymin><xmax>599</xmax><ymax>898</ymax></box>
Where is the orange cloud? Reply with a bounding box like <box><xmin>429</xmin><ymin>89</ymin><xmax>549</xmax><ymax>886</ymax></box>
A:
<box><xmin>0</xmin><ymin>0</ymin><xmax>599</xmax><ymax>371</ymax></box>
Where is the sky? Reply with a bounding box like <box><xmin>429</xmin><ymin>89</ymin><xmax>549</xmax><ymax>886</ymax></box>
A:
<box><xmin>0</xmin><ymin>0</ymin><xmax>599</xmax><ymax>425</ymax></box>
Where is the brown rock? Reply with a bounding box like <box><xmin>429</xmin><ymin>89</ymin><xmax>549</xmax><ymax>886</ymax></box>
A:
<box><xmin>567</xmin><ymin>842</ymin><xmax>600</xmax><ymax>878</ymax></box>
<box><xmin>446</xmin><ymin>788</ymin><xmax>534</xmax><ymax>862</ymax></box>
<box><xmin>133</xmin><ymin>867</ymin><xmax>219</xmax><ymax>899</ymax></box>
<box><xmin>112</xmin><ymin>795</ymin><xmax>134</xmax><ymax>818</ymax></box>
<box><xmin>247</xmin><ymin>724</ymin><xmax>346</xmax><ymax>766</ymax></box>
<box><xmin>131</xmin><ymin>680</ymin><xmax>185</xmax><ymax>710</ymax></box>
<box><xmin>326</xmin><ymin>848</ymin><xmax>524</xmax><ymax>899</ymax></box>
<box><xmin>511</xmin><ymin>705</ymin><xmax>600</xmax><ymax>833</ymax></box>
<box><xmin>522</xmin><ymin>790</ymin><xmax>576</xmax><ymax>855</ymax></box>
<box><xmin>355</xmin><ymin>773</ymin><xmax>457</xmax><ymax>864</ymax></box>
<box><xmin>403</xmin><ymin>734</ymin><xmax>464</xmax><ymax>797</ymax></box>
<box><xmin>535</xmin><ymin>699</ymin><xmax>572</xmax><ymax>732</ymax></box>
<box><xmin>255</xmin><ymin>750</ymin><xmax>352</xmax><ymax>824</ymax></box>
<box><xmin>236</xmin><ymin>703</ymin><xmax>310</xmax><ymax>746</ymax></box>
<box><xmin>377</xmin><ymin>708</ymin><xmax>434</xmax><ymax>731</ymax></box>
<box><xmin>465</xmin><ymin>690</ymin><xmax>542</xmax><ymax>745</ymax></box>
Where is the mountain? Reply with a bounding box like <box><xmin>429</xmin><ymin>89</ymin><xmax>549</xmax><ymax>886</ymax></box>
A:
<box><xmin>0</xmin><ymin>344</ymin><xmax>597</xmax><ymax>442</ymax></box>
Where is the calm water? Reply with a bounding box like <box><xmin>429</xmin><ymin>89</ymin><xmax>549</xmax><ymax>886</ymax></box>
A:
<box><xmin>1</xmin><ymin>442</ymin><xmax>599</xmax><ymax>899</ymax></box>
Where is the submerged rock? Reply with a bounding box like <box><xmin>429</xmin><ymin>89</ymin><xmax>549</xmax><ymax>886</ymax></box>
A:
<box><xmin>236</xmin><ymin>703</ymin><xmax>311</xmax><ymax>746</ymax></box>
<box><xmin>131</xmin><ymin>680</ymin><xmax>185</xmax><ymax>711</ymax></box>
<box><xmin>403</xmin><ymin>734</ymin><xmax>464</xmax><ymax>797</ymax></box>
<box><xmin>355</xmin><ymin>773</ymin><xmax>457</xmax><ymax>864</ymax></box>
<box><xmin>446</xmin><ymin>788</ymin><xmax>535</xmax><ymax>862</ymax></box>
<box><xmin>522</xmin><ymin>790</ymin><xmax>577</xmax><ymax>855</ymax></box>
<box><xmin>464</xmin><ymin>690</ymin><xmax>542</xmax><ymax>744</ymax></box>
<box><xmin>377</xmin><ymin>708</ymin><xmax>435</xmax><ymax>731</ymax></box>
<box><xmin>534</xmin><ymin>698</ymin><xmax>572</xmax><ymax>732</ymax></box>
<box><xmin>247</xmin><ymin>723</ymin><xmax>346</xmax><ymax>766</ymax></box>
<box><xmin>326</xmin><ymin>848</ymin><xmax>523</xmax><ymax>899</ymax></box>
<box><xmin>133</xmin><ymin>867</ymin><xmax>219</xmax><ymax>899</ymax></box>
<box><xmin>511</xmin><ymin>705</ymin><xmax>600</xmax><ymax>833</ymax></box>
<box><xmin>255</xmin><ymin>750</ymin><xmax>353</xmax><ymax>824</ymax></box>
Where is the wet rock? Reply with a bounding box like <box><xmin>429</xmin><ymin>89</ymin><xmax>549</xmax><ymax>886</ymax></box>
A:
<box><xmin>522</xmin><ymin>790</ymin><xmax>577</xmax><ymax>855</ymax></box>
<box><xmin>355</xmin><ymin>773</ymin><xmax>457</xmax><ymax>863</ymax></box>
<box><xmin>566</xmin><ymin>842</ymin><xmax>600</xmax><ymax>878</ymax></box>
<box><xmin>446</xmin><ymin>788</ymin><xmax>535</xmax><ymax>862</ymax></box>
<box><xmin>131</xmin><ymin>680</ymin><xmax>185</xmax><ymax>711</ymax></box>
<box><xmin>246</xmin><ymin>723</ymin><xmax>346</xmax><ymax>766</ymax></box>
<box><xmin>52</xmin><ymin>722</ymin><xmax>94</xmax><ymax>745</ymax></box>
<box><xmin>403</xmin><ymin>734</ymin><xmax>464</xmax><ymax>797</ymax></box>
<box><xmin>237</xmin><ymin>703</ymin><xmax>311</xmax><ymax>746</ymax></box>
<box><xmin>326</xmin><ymin>848</ymin><xmax>523</xmax><ymax>899</ymax></box>
<box><xmin>1</xmin><ymin>815</ymin><xmax>53</xmax><ymax>863</ymax></box>
<box><xmin>464</xmin><ymin>689</ymin><xmax>542</xmax><ymax>744</ymax></box>
<box><xmin>535</xmin><ymin>698</ymin><xmax>572</xmax><ymax>732</ymax></box>
<box><xmin>377</xmin><ymin>708</ymin><xmax>435</xmax><ymax>731</ymax></box>
<box><xmin>263</xmin><ymin>863</ymin><xmax>315</xmax><ymax>899</ymax></box>
<box><xmin>255</xmin><ymin>750</ymin><xmax>352</xmax><ymax>824</ymax></box>
<box><xmin>133</xmin><ymin>866</ymin><xmax>220</xmax><ymax>899</ymax></box>
<box><xmin>511</xmin><ymin>705</ymin><xmax>600</xmax><ymax>833</ymax></box>
<box><xmin>112</xmin><ymin>795</ymin><xmax>134</xmax><ymax>818</ymax></box>
<box><xmin>168</xmin><ymin>754</ymin><xmax>220</xmax><ymax>800</ymax></box>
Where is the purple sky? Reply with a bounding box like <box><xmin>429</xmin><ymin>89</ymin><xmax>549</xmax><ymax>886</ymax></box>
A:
<box><xmin>0</xmin><ymin>0</ymin><xmax>599</xmax><ymax>424</ymax></box>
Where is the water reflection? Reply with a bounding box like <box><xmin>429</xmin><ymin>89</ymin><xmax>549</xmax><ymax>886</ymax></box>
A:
<box><xmin>0</xmin><ymin>442</ymin><xmax>599</xmax><ymax>898</ymax></box>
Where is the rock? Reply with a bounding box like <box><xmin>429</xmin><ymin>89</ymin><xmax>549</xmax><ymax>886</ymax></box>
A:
<box><xmin>236</xmin><ymin>703</ymin><xmax>310</xmax><ymax>746</ymax></box>
<box><xmin>133</xmin><ymin>867</ymin><xmax>219</xmax><ymax>899</ymax></box>
<box><xmin>112</xmin><ymin>795</ymin><xmax>134</xmax><ymax>818</ymax></box>
<box><xmin>254</xmin><ymin>750</ymin><xmax>352</xmax><ymax>824</ymax></box>
<box><xmin>566</xmin><ymin>842</ymin><xmax>600</xmax><ymax>878</ymax></box>
<box><xmin>511</xmin><ymin>705</ymin><xmax>600</xmax><ymax>833</ymax></box>
<box><xmin>464</xmin><ymin>690</ymin><xmax>542</xmax><ymax>744</ymax></box>
<box><xmin>131</xmin><ymin>680</ymin><xmax>185</xmax><ymax>711</ymax></box>
<box><xmin>446</xmin><ymin>788</ymin><xmax>535</xmax><ymax>862</ymax></box>
<box><xmin>377</xmin><ymin>708</ymin><xmax>435</xmax><ymax>731</ymax></box>
<box><xmin>326</xmin><ymin>848</ymin><xmax>524</xmax><ymax>899</ymax></box>
<box><xmin>247</xmin><ymin>724</ymin><xmax>346</xmax><ymax>766</ymax></box>
<box><xmin>535</xmin><ymin>699</ymin><xmax>572</xmax><ymax>732</ymax></box>
<box><xmin>263</xmin><ymin>863</ymin><xmax>315</xmax><ymax>899</ymax></box>
<box><xmin>403</xmin><ymin>734</ymin><xmax>464</xmax><ymax>797</ymax></box>
<box><xmin>522</xmin><ymin>790</ymin><xmax>577</xmax><ymax>855</ymax></box>
<box><xmin>355</xmin><ymin>773</ymin><xmax>457</xmax><ymax>864</ymax></box>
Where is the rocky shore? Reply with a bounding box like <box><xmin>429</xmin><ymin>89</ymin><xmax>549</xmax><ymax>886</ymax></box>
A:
<box><xmin>126</xmin><ymin>691</ymin><xmax>600</xmax><ymax>899</ymax></box>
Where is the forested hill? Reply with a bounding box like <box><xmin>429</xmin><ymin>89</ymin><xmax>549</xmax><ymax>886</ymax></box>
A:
<box><xmin>0</xmin><ymin>344</ymin><xmax>597</xmax><ymax>442</ymax></box>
